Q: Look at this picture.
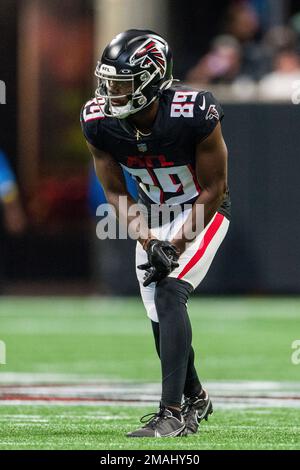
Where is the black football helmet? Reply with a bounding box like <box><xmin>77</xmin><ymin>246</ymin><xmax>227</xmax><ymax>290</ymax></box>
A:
<box><xmin>95</xmin><ymin>29</ymin><xmax>173</xmax><ymax>119</ymax></box>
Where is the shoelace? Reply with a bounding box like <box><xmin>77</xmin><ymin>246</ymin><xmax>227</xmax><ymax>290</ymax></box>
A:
<box><xmin>181</xmin><ymin>397</ymin><xmax>194</xmax><ymax>416</ymax></box>
<box><xmin>140</xmin><ymin>407</ymin><xmax>167</xmax><ymax>429</ymax></box>
<box><xmin>181</xmin><ymin>396</ymin><xmax>205</xmax><ymax>416</ymax></box>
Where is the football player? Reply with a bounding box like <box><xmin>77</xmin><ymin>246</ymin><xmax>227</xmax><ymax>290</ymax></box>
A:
<box><xmin>80</xmin><ymin>29</ymin><xmax>230</xmax><ymax>438</ymax></box>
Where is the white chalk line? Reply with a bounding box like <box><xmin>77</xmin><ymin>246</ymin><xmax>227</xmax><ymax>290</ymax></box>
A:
<box><xmin>0</xmin><ymin>378</ymin><xmax>300</xmax><ymax>408</ymax></box>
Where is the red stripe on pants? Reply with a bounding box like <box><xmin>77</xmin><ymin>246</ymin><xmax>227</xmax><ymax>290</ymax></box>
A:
<box><xmin>177</xmin><ymin>213</ymin><xmax>225</xmax><ymax>279</ymax></box>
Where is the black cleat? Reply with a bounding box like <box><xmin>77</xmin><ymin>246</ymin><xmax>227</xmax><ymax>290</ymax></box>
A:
<box><xmin>181</xmin><ymin>389</ymin><xmax>213</xmax><ymax>435</ymax></box>
<box><xmin>126</xmin><ymin>403</ymin><xmax>186</xmax><ymax>438</ymax></box>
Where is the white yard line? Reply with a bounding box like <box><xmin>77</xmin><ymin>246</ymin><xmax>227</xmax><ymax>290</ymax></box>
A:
<box><xmin>1</xmin><ymin>373</ymin><xmax>300</xmax><ymax>391</ymax></box>
<box><xmin>1</xmin><ymin>376</ymin><xmax>300</xmax><ymax>409</ymax></box>
<box><xmin>1</xmin><ymin>398</ymin><xmax>300</xmax><ymax>408</ymax></box>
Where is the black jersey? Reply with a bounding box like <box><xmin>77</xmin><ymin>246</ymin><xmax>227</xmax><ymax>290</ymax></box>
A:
<box><xmin>80</xmin><ymin>85</ymin><xmax>230</xmax><ymax>219</ymax></box>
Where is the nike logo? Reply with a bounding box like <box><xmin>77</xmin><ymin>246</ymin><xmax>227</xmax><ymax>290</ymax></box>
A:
<box><xmin>199</xmin><ymin>96</ymin><xmax>206</xmax><ymax>111</ymax></box>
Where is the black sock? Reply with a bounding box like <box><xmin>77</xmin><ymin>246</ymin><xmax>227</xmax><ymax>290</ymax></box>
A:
<box><xmin>154</xmin><ymin>277</ymin><xmax>194</xmax><ymax>407</ymax></box>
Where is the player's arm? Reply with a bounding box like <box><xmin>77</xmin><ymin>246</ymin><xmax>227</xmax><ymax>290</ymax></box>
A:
<box><xmin>171</xmin><ymin>122</ymin><xmax>228</xmax><ymax>255</ymax></box>
<box><xmin>86</xmin><ymin>141</ymin><xmax>154</xmax><ymax>246</ymax></box>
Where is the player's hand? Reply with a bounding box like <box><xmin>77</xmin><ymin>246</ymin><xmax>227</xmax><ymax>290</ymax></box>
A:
<box><xmin>138</xmin><ymin>240</ymin><xmax>180</xmax><ymax>287</ymax></box>
<box><xmin>139</xmin><ymin>264</ymin><xmax>169</xmax><ymax>287</ymax></box>
<box><xmin>144</xmin><ymin>239</ymin><xmax>179</xmax><ymax>272</ymax></box>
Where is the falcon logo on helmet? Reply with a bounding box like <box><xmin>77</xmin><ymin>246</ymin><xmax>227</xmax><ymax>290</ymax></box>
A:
<box><xmin>130</xmin><ymin>38</ymin><xmax>167</xmax><ymax>79</ymax></box>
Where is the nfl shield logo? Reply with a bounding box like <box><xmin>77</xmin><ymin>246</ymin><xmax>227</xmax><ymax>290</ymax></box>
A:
<box><xmin>137</xmin><ymin>143</ymin><xmax>148</xmax><ymax>152</ymax></box>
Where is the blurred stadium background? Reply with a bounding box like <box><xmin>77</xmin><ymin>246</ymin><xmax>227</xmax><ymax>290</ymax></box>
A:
<box><xmin>0</xmin><ymin>0</ymin><xmax>300</xmax><ymax>450</ymax></box>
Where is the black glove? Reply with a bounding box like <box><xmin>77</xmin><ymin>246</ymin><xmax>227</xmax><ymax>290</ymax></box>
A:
<box><xmin>138</xmin><ymin>240</ymin><xmax>179</xmax><ymax>287</ymax></box>
<box><xmin>138</xmin><ymin>263</ymin><xmax>178</xmax><ymax>287</ymax></box>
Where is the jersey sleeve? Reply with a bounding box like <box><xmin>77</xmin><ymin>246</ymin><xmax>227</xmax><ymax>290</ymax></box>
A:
<box><xmin>191</xmin><ymin>91</ymin><xmax>224</xmax><ymax>141</ymax></box>
<box><xmin>80</xmin><ymin>98</ymin><xmax>105</xmax><ymax>150</ymax></box>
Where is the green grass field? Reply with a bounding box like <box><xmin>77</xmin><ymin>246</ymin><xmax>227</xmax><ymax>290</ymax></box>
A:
<box><xmin>0</xmin><ymin>296</ymin><xmax>300</xmax><ymax>450</ymax></box>
<box><xmin>1</xmin><ymin>405</ymin><xmax>299</xmax><ymax>450</ymax></box>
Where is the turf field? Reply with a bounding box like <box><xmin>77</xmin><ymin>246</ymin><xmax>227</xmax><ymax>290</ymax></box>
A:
<box><xmin>0</xmin><ymin>296</ymin><xmax>300</xmax><ymax>450</ymax></box>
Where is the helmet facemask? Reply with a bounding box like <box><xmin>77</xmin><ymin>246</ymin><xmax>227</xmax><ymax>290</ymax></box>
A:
<box><xmin>95</xmin><ymin>70</ymin><xmax>134</xmax><ymax>118</ymax></box>
<box><xmin>95</xmin><ymin>64</ymin><xmax>160</xmax><ymax>118</ymax></box>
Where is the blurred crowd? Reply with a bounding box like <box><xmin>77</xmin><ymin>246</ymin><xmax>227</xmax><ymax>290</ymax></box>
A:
<box><xmin>185</xmin><ymin>0</ymin><xmax>300</xmax><ymax>101</ymax></box>
<box><xmin>0</xmin><ymin>149</ymin><xmax>26</xmax><ymax>236</ymax></box>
